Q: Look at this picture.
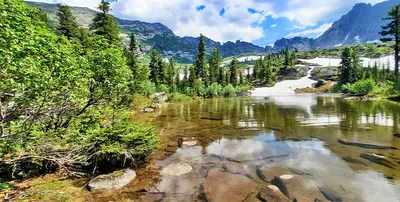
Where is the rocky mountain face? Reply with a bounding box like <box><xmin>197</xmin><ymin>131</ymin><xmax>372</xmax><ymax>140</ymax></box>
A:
<box><xmin>273</xmin><ymin>0</ymin><xmax>398</xmax><ymax>51</ymax></box>
<box><xmin>26</xmin><ymin>1</ymin><xmax>270</xmax><ymax>63</ymax></box>
<box><xmin>27</xmin><ymin>0</ymin><xmax>397</xmax><ymax>62</ymax></box>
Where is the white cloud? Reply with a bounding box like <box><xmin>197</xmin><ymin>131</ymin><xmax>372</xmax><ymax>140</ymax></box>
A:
<box><xmin>270</xmin><ymin>24</ymin><xmax>277</xmax><ymax>28</ymax></box>
<box><xmin>285</xmin><ymin>23</ymin><xmax>332</xmax><ymax>38</ymax></box>
<box><xmin>26</xmin><ymin>0</ymin><xmax>386</xmax><ymax>43</ymax></box>
<box><xmin>279</xmin><ymin>0</ymin><xmax>386</xmax><ymax>26</ymax></box>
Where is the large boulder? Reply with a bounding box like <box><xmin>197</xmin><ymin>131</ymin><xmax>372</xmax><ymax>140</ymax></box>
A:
<box><xmin>257</xmin><ymin>185</ymin><xmax>290</xmax><ymax>202</ymax></box>
<box><xmin>221</xmin><ymin>161</ymin><xmax>255</xmax><ymax>178</ymax></box>
<box><xmin>360</xmin><ymin>153</ymin><xmax>397</xmax><ymax>169</ymax></box>
<box><xmin>149</xmin><ymin>92</ymin><xmax>168</xmax><ymax>103</ymax></box>
<box><xmin>87</xmin><ymin>169</ymin><xmax>136</xmax><ymax>191</ymax></box>
<box><xmin>338</xmin><ymin>139</ymin><xmax>397</xmax><ymax>150</ymax></box>
<box><xmin>257</xmin><ymin>165</ymin><xmax>291</xmax><ymax>182</ymax></box>
<box><xmin>202</xmin><ymin>169</ymin><xmax>258</xmax><ymax>202</ymax></box>
<box><xmin>271</xmin><ymin>174</ymin><xmax>327</xmax><ymax>201</ymax></box>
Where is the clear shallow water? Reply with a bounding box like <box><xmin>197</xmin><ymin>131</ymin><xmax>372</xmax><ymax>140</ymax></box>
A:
<box><xmin>136</xmin><ymin>95</ymin><xmax>400</xmax><ymax>202</ymax></box>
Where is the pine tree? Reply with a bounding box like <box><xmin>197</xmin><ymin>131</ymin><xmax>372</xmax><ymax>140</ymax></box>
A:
<box><xmin>339</xmin><ymin>47</ymin><xmax>352</xmax><ymax>84</ymax></box>
<box><xmin>194</xmin><ymin>34</ymin><xmax>207</xmax><ymax>84</ymax></box>
<box><xmin>219</xmin><ymin>65</ymin><xmax>225</xmax><ymax>86</ymax></box>
<box><xmin>380</xmin><ymin>5</ymin><xmax>400</xmax><ymax>76</ymax></box>
<box><xmin>127</xmin><ymin>32</ymin><xmax>146</xmax><ymax>82</ymax></box>
<box><xmin>229</xmin><ymin>57</ymin><xmax>239</xmax><ymax>86</ymax></box>
<box><xmin>350</xmin><ymin>48</ymin><xmax>362</xmax><ymax>83</ymax></box>
<box><xmin>209</xmin><ymin>48</ymin><xmax>222</xmax><ymax>84</ymax></box>
<box><xmin>56</xmin><ymin>4</ymin><xmax>80</xmax><ymax>40</ymax></box>
<box><xmin>188</xmin><ymin>66</ymin><xmax>198</xmax><ymax>94</ymax></box>
<box><xmin>246</xmin><ymin>66</ymin><xmax>251</xmax><ymax>82</ymax></box>
<box><xmin>90</xmin><ymin>0</ymin><xmax>120</xmax><ymax>45</ymax></box>
<box><xmin>239</xmin><ymin>71</ymin><xmax>244</xmax><ymax>85</ymax></box>
<box><xmin>149</xmin><ymin>49</ymin><xmax>162</xmax><ymax>85</ymax></box>
<box><xmin>175</xmin><ymin>68</ymin><xmax>180</xmax><ymax>91</ymax></box>
<box><xmin>168</xmin><ymin>59</ymin><xmax>175</xmax><ymax>88</ymax></box>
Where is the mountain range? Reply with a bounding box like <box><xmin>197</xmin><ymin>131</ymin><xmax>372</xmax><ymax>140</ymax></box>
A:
<box><xmin>26</xmin><ymin>0</ymin><xmax>398</xmax><ymax>63</ymax></box>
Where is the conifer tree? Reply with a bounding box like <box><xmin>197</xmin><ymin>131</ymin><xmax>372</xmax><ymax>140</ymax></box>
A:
<box><xmin>194</xmin><ymin>34</ymin><xmax>208</xmax><ymax>84</ymax></box>
<box><xmin>90</xmin><ymin>0</ymin><xmax>120</xmax><ymax>45</ymax></box>
<box><xmin>149</xmin><ymin>49</ymin><xmax>162</xmax><ymax>85</ymax></box>
<box><xmin>239</xmin><ymin>71</ymin><xmax>244</xmax><ymax>85</ymax></box>
<box><xmin>168</xmin><ymin>59</ymin><xmax>175</xmax><ymax>89</ymax></box>
<box><xmin>209</xmin><ymin>48</ymin><xmax>222</xmax><ymax>84</ymax></box>
<box><xmin>380</xmin><ymin>5</ymin><xmax>400</xmax><ymax>76</ymax></box>
<box><xmin>127</xmin><ymin>32</ymin><xmax>147</xmax><ymax>82</ymax></box>
<box><xmin>219</xmin><ymin>65</ymin><xmax>225</xmax><ymax>86</ymax></box>
<box><xmin>230</xmin><ymin>57</ymin><xmax>239</xmax><ymax>86</ymax></box>
<box><xmin>350</xmin><ymin>48</ymin><xmax>362</xmax><ymax>83</ymax></box>
<box><xmin>339</xmin><ymin>47</ymin><xmax>352</xmax><ymax>84</ymax></box>
<box><xmin>56</xmin><ymin>4</ymin><xmax>80</xmax><ymax>40</ymax></box>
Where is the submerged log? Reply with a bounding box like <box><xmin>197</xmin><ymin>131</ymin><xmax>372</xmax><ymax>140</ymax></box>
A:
<box><xmin>360</xmin><ymin>153</ymin><xmax>397</xmax><ymax>169</ymax></box>
<box><xmin>338</xmin><ymin>139</ymin><xmax>397</xmax><ymax>150</ymax></box>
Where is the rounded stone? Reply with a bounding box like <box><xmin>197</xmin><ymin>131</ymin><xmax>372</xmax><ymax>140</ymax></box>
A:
<box><xmin>161</xmin><ymin>163</ymin><xmax>193</xmax><ymax>176</ymax></box>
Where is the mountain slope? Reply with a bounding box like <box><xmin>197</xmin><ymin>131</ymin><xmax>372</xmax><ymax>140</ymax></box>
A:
<box><xmin>26</xmin><ymin>1</ymin><xmax>270</xmax><ymax>63</ymax></box>
<box><xmin>273</xmin><ymin>0</ymin><xmax>398</xmax><ymax>51</ymax></box>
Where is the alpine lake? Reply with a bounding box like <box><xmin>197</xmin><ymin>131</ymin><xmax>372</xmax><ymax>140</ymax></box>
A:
<box><xmin>96</xmin><ymin>94</ymin><xmax>400</xmax><ymax>202</ymax></box>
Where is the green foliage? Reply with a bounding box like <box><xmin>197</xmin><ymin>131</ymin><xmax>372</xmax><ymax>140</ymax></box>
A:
<box><xmin>194</xmin><ymin>34</ymin><xmax>207</xmax><ymax>84</ymax></box>
<box><xmin>339</xmin><ymin>47</ymin><xmax>362</xmax><ymax>84</ymax></box>
<box><xmin>205</xmin><ymin>83</ymin><xmax>223</xmax><ymax>98</ymax></box>
<box><xmin>168</xmin><ymin>93</ymin><xmax>192</xmax><ymax>102</ymax></box>
<box><xmin>90</xmin><ymin>0</ymin><xmax>120</xmax><ymax>45</ymax></box>
<box><xmin>0</xmin><ymin>181</ymin><xmax>13</xmax><ymax>192</ymax></box>
<box><xmin>380</xmin><ymin>4</ymin><xmax>400</xmax><ymax>76</ymax></box>
<box><xmin>157</xmin><ymin>84</ymin><xmax>169</xmax><ymax>93</ymax></box>
<box><xmin>56</xmin><ymin>4</ymin><xmax>80</xmax><ymax>40</ymax></box>
<box><xmin>229</xmin><ymin>57</ymin><xmax>239</xmax><ymax>86</ymax></box>
<box><xmin>344</xmin><ymin>79</ymin><xmax>376</xmax><ymax>95</ymax></box>
<box><xmin>0</xmin><ymin>0</ymin><xmax>157</xmax><ymax>176</ymax></box>
<box><xmin>136</xmin><ymin>80</ymin><xmax>156</xmax><ymax>96</ymax></box>
<box><xmin>223</xmin><ymin>84</ymin><xmax>236</xmax><ymax>97</ymax></box>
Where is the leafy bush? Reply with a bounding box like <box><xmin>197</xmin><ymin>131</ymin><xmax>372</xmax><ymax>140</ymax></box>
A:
<box><xmin>223</xmin><ymin>84</ymin><xmax>236</xmax><ymax>97</ymax></box>
<box><xmin>169</xmin><ymin>93</ymin><xmax>192</xmax><ymax>102</ymax></box>
<box><xmin>205</xmin><ymin>83</ymin><xmax>223</xmax><ymax>98</ymax></box>
<box><xmin>157</xmin><ymin>84</ymin><xmax>169</xmax><ymax>93</ymax></box>
<box><xmin>137</xmin><ymin>80</ymin><xmax>156</xmax><ymax>95</ymax></box>
<box><xmin>344</xmin><ymin>79</ymin><xmax>376</xmax><ymax>95</ymax></box>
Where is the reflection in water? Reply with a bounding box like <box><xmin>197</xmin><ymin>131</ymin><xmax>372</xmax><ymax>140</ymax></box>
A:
<box><xmin>136</xmin><ymin>94</ymin><xmax>400</xmax><ymax>201</ymax></box>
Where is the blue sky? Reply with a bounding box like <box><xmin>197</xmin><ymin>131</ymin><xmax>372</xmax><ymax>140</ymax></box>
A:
<box><xmin>31</xmin><ymin>0</ymin><xmax>386</xmax><ymax>47</ymax></box>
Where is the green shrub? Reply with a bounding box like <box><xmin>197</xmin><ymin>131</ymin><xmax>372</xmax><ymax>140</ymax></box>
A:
<box><xmin>137</xmin><ymin>80</ymin><xmax>156</xmax><ymax>96</ymax></box>
<box><xmin>345</xmin><ymin>79</ymin><xmax>376</xmax><ymax>95</ymax></box>
<box><xmin>223</xmin><ymin>84</ymin><xmax>236</xmax><ymax>97</ymax></box>
<box><xmin>205</xmin><ymin>83</ymin><xmax>223</xmax><ymax>98</ymax></box>
<box><xmin>184</xmin><ymin>87</ymin><xmax>195</xmax><ymax>97</ymax></box>
<box><xmin>130</xmin><ymin>94</ymin><xmax>152</xmax><ymax>109</ymax></box>
<box><xmin>169</xmin><ymin>93</ymin><xmax>192</xmax><ymax>102</ymax></box>
<box><xmin>157</xmin><ymin>84</ymin><xmax>169</xmax><ymax>92</ymax></box>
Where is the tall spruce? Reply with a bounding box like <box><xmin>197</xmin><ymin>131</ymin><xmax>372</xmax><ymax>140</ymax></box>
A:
<box><xmin>350</xmin><ymin>48</ymin><xmax>362</xmax><ymax>83</ymax></box>
<box><xmin>194</xmin><ymin>34</ymin><xmax>208</xmax><ymax>84</ymax></box>
<box><xmin>149</xmin><ymin>49</ymin><xmax>162</xmax><ymax>85</ymax></box>
<box><xmin>209</xmin><ymin>48</ymin><xmax>222</xmax><ymax>84</ymax></box>
<box><xmin>90</xmin><ymin>0</ymin><xmax>120</xmax><ymax>45</ymax></box>
<box><xmin>56</xmin><ymin>4</ymin><xmax>80</xmax><ymax>40</ymax></box>
<box><xmin>229</xmin><ymin>57</ymin><xmax>239</xmax><ymax>86</ymax></box>
<box><xmin>339</xmin><ymin>47</ymin><xmax>352</xmax><ymax>84</ymax></box>
<box><xmin>380</xmin><ymin>4</ymin><xmax>400</xmax><ymax>76</ymax></box>
<box><xmin>127</xmin><ymin>32</ymin><xmax>146</xmax><ymax>82</ymax></box>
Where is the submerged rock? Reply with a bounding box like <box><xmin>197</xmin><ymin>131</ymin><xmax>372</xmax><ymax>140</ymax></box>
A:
<box><xmin>139</xmin><ymin>193</ymin><xmax>164</xmax><ymax>202</ymax></box>
<box><xmin>394</xmin><ymin>132</ymin><xmax>400</xmax><ymax>138</ymax></box>
<box><xmin>360</xmin><ymin>153</ymin><xmax>397</xmax><ymax>169</ymax></box>
<box><xmin>221</xmin><ymin>161</ymin><xmax>255</xmax><ymax>178</ymax></box>
<box><xmin>271</xmin><ymin>174</ymin><xmax>327</xmax><ymax>201</ymax></box>
<box><xmin>178</xmin><ymin>137</ymin><xmax>200</xmax><ymax>147</ymax></box>
<box><xmin>87</xmin><ymin>169</ymin><xmax>136</xmax><ymax>191</ymax></box>
<box><xmin>342</xmin><ymin>156</ymin><xmax>367</xmax><ymax>165</ymax></box>
<box><xmin>257</xmin><ymin>185</ymin><xmax>290</xmax><ymax>202</ymax></box>
<box><xmin>318</xmin><ymin>186</ymin><xmax>343</xmax><ymax>202</ymax></box>
<box><xmin>202</xmin><ymin>168</ymin><xmax>258</xmax><ymax>202</ymax></box>
<box><xmin>257</xmin><ymin>165</ymin><xmax>291</xmax><ymax>182</ymax></box>
<box><xmin>338</xmin><ymin>139</ymin><xmax>397</xmax><ymax>150</ymax></box>
<box><xmin>161</xmin><ymin>163</ymin><xmax>193</xmax><ymax>176</ymax></box>
<box><xmin>158</xmin><ymin>163</ymin><xmax>197</xmax><ymax>194</ymax></box>
<box><xmin>142</xmin><ymin>108</ymin><xmax>155</xmax><ymax>113</ymax></box>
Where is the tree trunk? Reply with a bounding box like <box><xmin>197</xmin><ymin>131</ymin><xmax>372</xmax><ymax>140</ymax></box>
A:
<box><xmin>395</xmin><ymin>40</ymin><xmax>399</xmax><ymax>76</ymax></box>
<box><xmin>0</xmin><ymin>100</ymin><xmax>4</xmax><ymax>137</ymax></box>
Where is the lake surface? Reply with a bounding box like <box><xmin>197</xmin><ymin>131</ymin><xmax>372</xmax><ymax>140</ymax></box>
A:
<box><xmin>135</xmin><ymin>94</ymin><xmax>400</xmax><ymax>202</ymax></box>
